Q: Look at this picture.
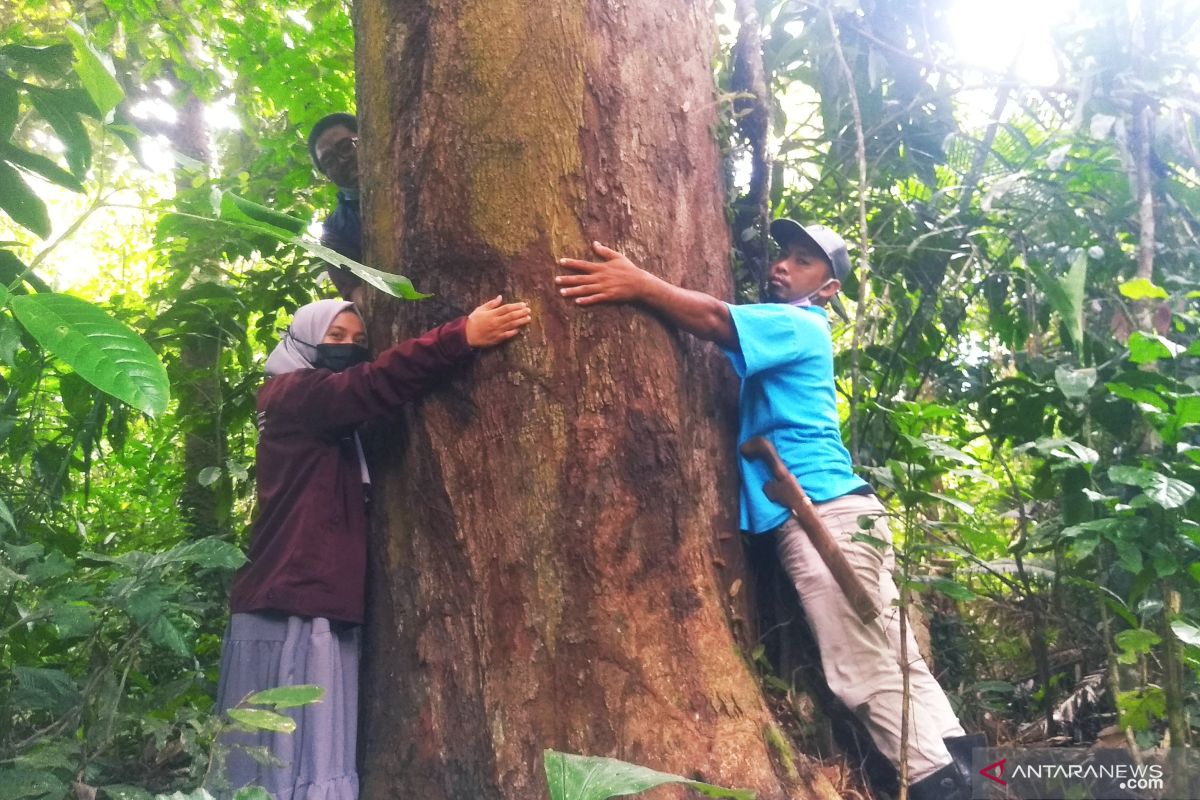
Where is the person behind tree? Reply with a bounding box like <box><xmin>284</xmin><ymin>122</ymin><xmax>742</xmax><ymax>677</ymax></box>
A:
<box><xmin>555</xmin><ymin>222</ymin><xmax>982</xmax><ymax>800</ymax></box>
<box><xmin>212</xmin><ymin>294</ymin><xmax>531</xmax><ymax>799</ymax></box>
<box><xmin>308</xmin><ymin>112</ymin><xmax>365</xmax><ymax>301</ymax></box>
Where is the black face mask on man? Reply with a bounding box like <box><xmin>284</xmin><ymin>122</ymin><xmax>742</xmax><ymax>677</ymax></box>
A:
<box><xmin>314</xmin><ymin>343</ymin><xmax>371</xmax><ymax>372</ymax></box>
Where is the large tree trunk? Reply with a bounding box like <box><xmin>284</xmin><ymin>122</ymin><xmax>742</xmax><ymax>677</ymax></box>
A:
<box><xmin>355</xmin><ymin>3</ymin><xmax>837</xmax><ymax>798</ymax></box>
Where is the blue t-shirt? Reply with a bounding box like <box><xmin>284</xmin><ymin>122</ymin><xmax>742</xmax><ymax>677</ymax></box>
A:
<box><xmin>722</xmin><ymin>303</ymin><xmax>868</xmax><ymax>534</ymax></box>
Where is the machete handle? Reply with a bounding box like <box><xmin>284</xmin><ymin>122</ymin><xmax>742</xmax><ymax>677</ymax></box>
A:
<box><xmin>739</xmin><ymin>436</ymin><xmax>792</xmax><ymax>484</ymax></box>
<box><xmin>740</xmin><ymin>436</ymin><xmax>881</xmax><ymax>624</ymax></box>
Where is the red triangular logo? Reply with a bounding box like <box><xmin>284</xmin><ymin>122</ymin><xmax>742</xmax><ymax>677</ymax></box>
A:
<box><xmin>980</xmin><ymin>757</ymin><xmax>1007</xmax><ymax>786</ymax></box>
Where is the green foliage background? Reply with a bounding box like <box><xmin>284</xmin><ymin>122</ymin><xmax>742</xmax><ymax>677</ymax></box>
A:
<box><xmin>1</xmin><ymin>0</ymin><xmax>1198</xmax><ymax>797</ymax></box>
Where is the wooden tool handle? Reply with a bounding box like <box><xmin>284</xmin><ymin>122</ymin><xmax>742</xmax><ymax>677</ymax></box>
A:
<box><xmin>740</xmin><ymin>436</ymin><xmax>881</xmax><ymax>624</ymax></box>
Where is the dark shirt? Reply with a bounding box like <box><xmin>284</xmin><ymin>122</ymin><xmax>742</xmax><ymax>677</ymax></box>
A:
<box><xmin>229</xmin><ymin>317</ymin><xmax>473</xmax><ymax>624</ymax></box>
<box><xmin>319</xmin><ymin>190</ymin><xmax>364</xmax><ymax>299</ymax></box>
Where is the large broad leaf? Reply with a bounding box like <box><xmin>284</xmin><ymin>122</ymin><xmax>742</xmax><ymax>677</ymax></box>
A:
<box><xmin>0</xmin><ymin>496</ymin><xmax>14</xmax><ymax>532</ymax></box>
<box><xmin>0</xmin><ymin>143</ymin><xmax>85</xmax><ymax>192</ymax></box>
<box><xmin>0</xmin><ymin>82</ymin><xmax>17</xmax><ymax>140</ymax></box>
<box><xmin>1054</xmin><ymin>366</ymin><xmax>1096</xmax><ymax>401</ymax></box>
<box><xmin>297</xmin><ymin>238</ymin><xmax>430</xmax><ymax>301</ymax></box>
<box><xmin>227</xmin><ymin>708</ymin><xmax>297</xmax><ymax>734</ymax></box>
<box><xmin>0</xmin><ymin>43</ymin><xmax>74</xmax><ymax>77</ymax></box>
<box><xmin>1118</xmin><ymin>278</ymin><xmax>1169</xmax><ymax>301</ymax></box>
<box><xmin>9</xmin><ymin>293</ymin><xmax>169</xmax><ymax>417</ymax></box>
<box><xmin>65</xmin><ymin>23</ymin><xmax>123</xmax><ymax>117</ymax></box>
<box><xmin>543</xmin><ymin>751</ymin><xmax>755</xmax><ymax>800</ymax></box>
<box><xmin>26</xmin><ymin>86</ymin><xmax>92</xmax><ymax>175</ymax></box>
<box><xmin>1128</xmin><ymin>332</ymin><xmax>1179</xmax><ymax>365</ymax></box>
<box><xmin>1160</xmin><ymin>395</ymin><xmax>1200</xmax><ymax>445</ymax></box>
<box><xmin>0</xmin><ymin>767</ymin><xmax>63</xmax><ymax>800</ymax></box>
<box><xmin>1026</xmin><ymin>253</ymin><xmax>1085</xmax><ymax>351</ymax></box>
<box><xmin>212</xmin><ymin>192</ymin><xmax>429</xmax><ymax>300</ymax></box>
<box><xmin>1171</xmin><ymin>620</ymin><xmax>1200</xmax><ymax>648</ymax></box>
<box><xmin>1108</xmin><ymin>465</ymin><xmax>1195</xmax><ymax>510</ymax></box>
<box><xmin>246</xmin><ymin>685</ymin><xmax>324</xmax><ymax>709</ymax></box>
<box><xmin>0</xmin><ymin>161</ymin><xmax>50</xmax><ymax>238</ymax></box>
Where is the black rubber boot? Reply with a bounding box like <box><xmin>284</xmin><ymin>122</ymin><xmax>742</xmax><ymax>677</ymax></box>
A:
<box><xmin>907</xmin><ymin>762</ymin><xmax>970</xmax><ymax>800</ymax></box>
<box><xmin>943</xmin><ymin>733</ymin><xmax>987</xmax><ymax>788</ymax></box>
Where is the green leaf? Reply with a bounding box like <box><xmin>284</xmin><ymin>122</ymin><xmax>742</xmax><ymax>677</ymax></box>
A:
<box><xmin>10</xmin><ymin>293</ymin><xmax>169</xmax><ymax>417</ymax></box>
<box><xmin>0</xmin><ymin>767</ymin><xmax>63</xmax><ymax>800</ymax></box>
<box><xmin>0</xmin><ymin>495</ymin><xmax>14</xmax><ymax>532</ymax></box>
<box><xmin>65</xmin><ymin>23</ymin><xmax>124</xmax><ymax>117</ymax></box>
<box><xmin>1043</xmin><ymin>439</ymin><xmax>1099</xmax><ymax>467</ymax></box>
<box><xmin>13</xmin><ymin>667</ymin><xmax>80</xmax><ymax>716</ymax></box>
<box><xmin>1026</xmin><ymin>252</ymin><xmax>1085</xmax><ymax>350</ymax></box>
<box><xmin>1054</xmin><ymin>366</ymin><xmax>1097</xmax><ymax>401</ymax></box>
<box><xmin>1115</xmin><ymin>627</ymin><xmax>1161</xmax><ymax>655</ymax></box>
<box><xmin>1108</xmin><ymin>466</ymin><xmax>1195</xmax><ymax>510</ymax></box>
<box><xmin>0</xmin><ymin>316</ymin><xmax>18</xmax><ymax>365</ymax></box>
<box><xmin>922</xmin><ymin>438</ymin><xmax>978</xmax><ymax>466</ymax></box>
<box><xmin>148</xmin><ymin>615</ymin><xmax>190</xmax><ymax>658</ymax></box>
<box><xmin>26</xmin><ymin>86</ymin><xmax>92</xmax><ymax>175</ymax></box>
<box><xmin>1160</xmin><ymin>395</ymin><xmax>1200</xmax><ymax>445</ymax></box>
<box><xmin>0</xmin><ymin>162</ymin><xmax>50</xmax><ymax>238</ymax></box>
<box><xmin>0</xmin><ymin>43</ymin><xmax>74</xmax><ymax>76</ymax></box>
<box><xmin>0</xmin><ymin>83</ymin><xmax>17</xmax><ymax>140</ymax></box>
<box><xmin>100</xmin><ymin>786</ymin><xmax>154</xmax><ymax>800</ymax></box>
<box><xmin>227</xmin><ymin>708</ymin><xmax>297</xmax><ymax>734</ymax></box>
<box><xmin>211</xmin><ymin>192</ymin><xmax>428</xmax><ymax>300</ymax></box>
<box><xmin>219</xmin><ymin>192</ymin><xmax>307</xmax><ymax>235</ymax></box>
<box><xmin>1128</xmin><ymin>332</ymin><xmax>1179</xmax><ymax>365</ymax></box>
<box><xmin>1105</xmin><ymin>381</ymin><xmax>1168</xmax><ymax>411</ymax></box>
<box><xmin>543</xmin><ymin>751</ymin><xmax>755</xmax><ymax>800</ymax></box>
<box><xmin>166</xmin><ymin>538</ymin><xmax>247</xmax><ymax>570</ymax></box>
<box><xmin>246</xmin><ymin>685</ymin><xmax>325</xmax><ymax>709</ymax></box>
<box><xmin>1113</xmin><ymin>538</ymin><xmax>1143</xmax><ymax>575</ymax></box>
<box><xmin>232</xmin><ymin>789</ymin><xmax>272</xmax><ymax>800</ymax></box>
<box><xmin>1118</xmin><ymin>277</ymin><xmax>1169</xmax><ymax>301</ymax></box>
<box><xmin>1117</xmin><ymin>687</ymin><xmax>1165</xmax><ymax>731</ymax></box>
<box><xmin>925</xmin><ymin>492</ymin><xmax>975</xmax><ymax>516</ymax></box>
<box><xmin>1170</xmin><ymin>620</ymin><xmax>1200</xmax><ymax>648</ymax></box>
<box><xmin>0</xmin><ymin>143</ymin><xmax>85</xmax><ymax>192</ymax></box>
<box><xmin>928</xmin><ymin>577</ymin><xmax>979</xmax><ymax>601</ymax></box>
<box><xmin>296</xmin><ymin>238</ymin><xmax>430</xmax><ymax>301</ymax></box>
<box><xmin>198</xmin><ymin>466</ymin><xmax>221</xmax><ymax>487</ymax></box>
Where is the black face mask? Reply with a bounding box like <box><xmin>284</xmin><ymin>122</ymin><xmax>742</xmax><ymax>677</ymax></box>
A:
<box><xmin>314</xmin><ymin>343</ymin><xmax>371</xmax><ymax>372</ymax></box>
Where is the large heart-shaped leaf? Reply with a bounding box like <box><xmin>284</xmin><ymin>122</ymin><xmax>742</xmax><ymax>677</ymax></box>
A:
<box><xmin>10</xmin><ymin>293</ymin><xmax>169</xmax><ymax>417</ymax></box>
<box><xmin>1108</xmin><ymin>466</ymin><xmax>1195</xmax><ymax>510</ymax></box>
<box><xmin>543</xmin><ymin>751</ymin><xmax>755</xmax><ymax>800</ymax></box>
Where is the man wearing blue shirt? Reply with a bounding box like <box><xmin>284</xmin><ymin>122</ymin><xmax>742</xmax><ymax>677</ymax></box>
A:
<box><xmin>308</xmin><ymin>112</ymin><xmax>365</xmax><ymax>302</ymax></box>
<box><xmin>556</xmin><ymin>220</ymin><xmax>978</xmax><ymax>800</ymax></box>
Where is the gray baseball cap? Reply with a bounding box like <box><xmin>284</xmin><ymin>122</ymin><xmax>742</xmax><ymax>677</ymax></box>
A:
<box><xmin>769</xmin><ymin>219</ymin><xmax>853</xmax><ymax>282</ymax></box>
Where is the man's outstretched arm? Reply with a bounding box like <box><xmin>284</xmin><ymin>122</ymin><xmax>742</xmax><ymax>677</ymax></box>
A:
<box><xmin>556</xmin><ymin>242</ymin><xmax>738</xmax><ymax>350</ymax></box>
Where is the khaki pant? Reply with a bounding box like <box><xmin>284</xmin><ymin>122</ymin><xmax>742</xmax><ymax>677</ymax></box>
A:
<box><xmin>774</xmin><ymin>493</ymin><xmax>964</xmax><ymax>782</ymax></box>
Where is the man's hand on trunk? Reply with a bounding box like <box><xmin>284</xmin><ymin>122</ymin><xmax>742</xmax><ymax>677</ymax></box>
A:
<box><xmin>556</xmin><ymin>242</ymin><xmax>654</xmax><ymax>305</ymax></box>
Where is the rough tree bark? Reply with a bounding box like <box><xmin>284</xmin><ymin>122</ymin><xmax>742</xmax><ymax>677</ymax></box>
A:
<box><xmin>354</xmin><ymin>2</ymin><xmax>838</xmax><ymax>799</ymax></box>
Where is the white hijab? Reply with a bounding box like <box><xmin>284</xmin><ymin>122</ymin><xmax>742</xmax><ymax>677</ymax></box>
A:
<box><xmin>264</xmin><ymin>299</ymin><xmax>362</xmax><ymax>377</ymax></box>
<box><xmin>263</xmin><ymin>299</ymin><xmax>371</xmax><ymax>484</ymax></box>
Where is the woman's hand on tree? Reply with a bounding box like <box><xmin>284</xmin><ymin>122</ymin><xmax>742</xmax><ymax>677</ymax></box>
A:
<box><xmin>556</xmin><ymin>242</ymin><xmax>654</xmax><ymax>305</ymax></box>
<box><xmin>466</xmin><ymin>296</ymin><xmax>532</xmax><ymax>348</ymax></box>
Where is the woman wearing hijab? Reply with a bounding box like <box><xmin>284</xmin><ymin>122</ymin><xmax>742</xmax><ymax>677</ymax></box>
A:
<box><xmin>212</xmin><ymin>295</ymin><xmax>531</xmax><ymax>799</ymax></box>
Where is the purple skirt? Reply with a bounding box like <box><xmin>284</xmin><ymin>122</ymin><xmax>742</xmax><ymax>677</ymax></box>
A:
<box><xmin>211</xmin><ymin>613</ymin><xmax>360</xmax><ymax>800</ymax></box>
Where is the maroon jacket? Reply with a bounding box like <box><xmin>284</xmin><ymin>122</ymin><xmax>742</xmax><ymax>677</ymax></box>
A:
<box><xmin>229</xmin><ymin>317</ymin><xmax>473</xmax><ymax>624</ymax></box>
